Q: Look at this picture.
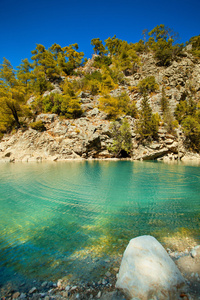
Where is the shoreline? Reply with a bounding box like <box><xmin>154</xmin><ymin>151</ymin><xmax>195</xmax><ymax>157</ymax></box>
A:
<box><xmin>1</xmin><ymin>243</ymin><xmax>200</xmax><ymax>299</ymax></box>
<box><xmin>0</xmin><ymin>156</ymin><xmax>200</xmax><ymax>165</ymax></box>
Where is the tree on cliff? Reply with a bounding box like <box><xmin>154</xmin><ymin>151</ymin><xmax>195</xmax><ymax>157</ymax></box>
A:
<box><xmin>0</xmin><ymin>58</ymin><xmax>29</xmax><ymax>129</ymax></box>
<box><xmin>136</xmin><ymin>94</ymin><xmax>159</xmax><ymax>140</ymax></box>
<box><xmin>147</xmin><ymin>24</ymin><xmax>183</xmax><ymax>66</ymax></box>
<box><xmin>108</xmin><ymin>118</ymin><xmax>132</xmax><ymax>157</ymax></box>
<box><xmin>91</xmin><ymin>38</ymin><xmax>107</xmax><ymax>56</ymax></box>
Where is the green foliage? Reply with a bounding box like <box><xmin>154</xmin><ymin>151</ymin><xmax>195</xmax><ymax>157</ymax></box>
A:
<box><xmin>29</xmin><ymin>120</ymin><xmax>46</xmax><ymax>131</ymax></box>
<box><xmin>138</xmin><ymin>76</ymin><xmax>159</xmax><ymax>94</ymax></box>
<box><xmin>99</xmin><ymin>92</ymin><xmax>137</xmax><ymax>119</ymax></box>
<box><xmin>136</xmin><ymin>94</ymin><xmax>159</xmax><ymax>140</ymax></box>
<box><xmin>78</xmin><ymin>71</ymin><xmax>102</xmax><ymax>95</ymax></box>
<box><xmin>182</xmin><ymin>116</ymin><xmax>200</xmax><ymax>152</ymax></box>
<box><xmin>148</xmin><ymin>24</ymin><xmax>183</xmax><ymax>66</ymax></box>
<box><xmin>104</xmin><ymin>36</ymin><xmax>140</xmax><ymax>75</ymax></box>
<box><xmin>175</xmin><ymin>97</ymin><xmax>200</xmax><ymax>152</ymax></box>
<box><xmin>175</xmin><ymin>98</ymin><xmax>196</xmax><ymax>123</ymax></box>
<box><xmin>40</xmin><ymin>81</ymin><xmax>83</xmax><ymax>119</ymax></box>
<box><xmin>17</xmin><ymin>58</ymin><xmax>33</xmax><ymax>94</ymax></box>
<box><xmin>108</xmin><ymin>118</ymin><xmax>132</xmax><ymax>157</ymax></box>
<box><xmin>33</xmin><ymin>75</ymin><xmax>53</xmax><ymax>95</ymax></box>
<box><xmin>84</xmin><ymin>71</ymin><xmax>103</xmax><ymax>82</ymax></box>
<box><xmin>189</xmin><ymin>35</ymin><xmax>200</xmax><ymax>58</ymax></box>
<box><xmin>43</xmin><ymin>93</ymin><xmax>82</xmax><ymax>118</ymax></box>
<box><xmin>105</xmin><ymin>36</ymin><xmax>121</xmax><ymax>56</ymax></box>
<box><xmin>133</xmin><ymin>40</ymin><xmax>146</xmax><ymax>53</ymax></box>
<box><xmin>91</xmin><ymin>38</ymin><xmax>107</xmax><ymax>56</ymax></box>
<box><xmin>0</xmin><ymin>58</ymin><xmax>30</xmax><ymax>130</ymax></box>
<box><xmin>160</xmin><ymin>87</ymin><xmax>169</xmax><ymax>114</ymax></box>
<box><xmin>93</xmin><ymin>56</ymin><xmax>112</xmax><ymax>68</ymax></box>
<box><xmin>30</xmin><ymin>43</ymin><xmax>84</xmax><ymax>93</ymax></box>
<box><xmin>80</xmin><ymin>68</ymin><xmax>117</xmax><ymax>95</ymax></box>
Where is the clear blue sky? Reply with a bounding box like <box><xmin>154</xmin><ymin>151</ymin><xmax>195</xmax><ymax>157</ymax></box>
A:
<box><xmin>0</xmin><ymin>0</ymin><xmax>200</xmax><ymax>69</ymax></box>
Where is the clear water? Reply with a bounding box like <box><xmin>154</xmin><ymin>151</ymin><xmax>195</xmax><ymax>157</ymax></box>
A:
<box><xmin>0</xmin><ymin>161</ymin><xmax>200</xmax><ymax>286</ymax></box>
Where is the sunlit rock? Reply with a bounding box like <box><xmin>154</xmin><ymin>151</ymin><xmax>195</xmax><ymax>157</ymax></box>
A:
<box><xmin>116</xmin><ymin>235</ymin><xmax>187</xmax><ymax>300</ymax></box>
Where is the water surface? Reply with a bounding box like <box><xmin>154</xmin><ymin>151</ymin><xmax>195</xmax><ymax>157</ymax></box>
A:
<box><xmin>0</xmin><ymin>161</ymin><xmax>199</xmax><ymax>285</ymax></box>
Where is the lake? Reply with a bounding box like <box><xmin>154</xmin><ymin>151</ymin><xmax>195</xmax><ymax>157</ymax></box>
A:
<box><xmin>0</xmin><ymin>160</ymin><xmax>200</xmax><ymax>287</ymax></box>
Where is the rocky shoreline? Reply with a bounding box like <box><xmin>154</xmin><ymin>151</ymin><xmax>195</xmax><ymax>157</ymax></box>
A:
<box><xmin>1</xmin><ymin>242</ymin><xmax>200</xmax><ymax>300</ymax></box>
<box><xmin>0</xmin><ymin>115</ymin><xmax>200</xmax><ymax>164</ymax></box>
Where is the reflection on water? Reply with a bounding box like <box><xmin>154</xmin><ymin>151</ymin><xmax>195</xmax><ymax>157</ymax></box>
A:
<box><xmin>0</xmin><ymin>161</ymin><xmax>200</xmax><ymax>284</ymax></box>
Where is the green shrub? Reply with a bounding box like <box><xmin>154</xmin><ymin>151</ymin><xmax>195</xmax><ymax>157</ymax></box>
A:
<box><xmin>108</xmin><ymin>119</ymin><xmax>132</xmax><ymax>157</ymax></box>
<box><xmin>189</xmin><ymin>35</ymin><xmax>200</xmax><ymax>58</ymax></box>
<box><xmin>42</xmin><ymin>93</ymin><xmax>82</xmax><ymax>118</ymax></box>
<box><xmin>98</xmin><ymin>92</ymin><xmax>137</xmax><ymax>119</ymax></box>
<box><xmin>30</xmin><ymin>120</ymin><xmax>46</xmax><ymax>131</ymax></box>
<box><xmin>93</xmin><ymin>56</ymin><xmax>112</xmax><ymax>68</ymax></box>
<box><xmin>182</xmin><ymin>116</ymin><xmax>200</xmax><ymax>152</ymax></box>
<box><xmin>136</xmin><ymin>94</ymin><xmax>159</xmax><ymax>140</ymax></box>
<box><xmin>138</xmin><ymin>76</ymin><xmax>159</xmax><ymax>95</ymax></box>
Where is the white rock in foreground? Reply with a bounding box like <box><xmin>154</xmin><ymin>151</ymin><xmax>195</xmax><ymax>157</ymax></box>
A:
<box><xmin>116</xmin><ymin>235</ymin><xmax>186</xmax><ymax>300</ymax></box>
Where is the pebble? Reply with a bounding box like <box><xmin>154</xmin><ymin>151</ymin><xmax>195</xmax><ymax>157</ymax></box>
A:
<box><xmin>44</xmin><ymin>297</ymin><xmax>49</xmax><ymax>300</ymax></box>
<box><xmin>41</xmin><ymin>281</ymin><xmax>48</xmax><ymax>287</ymax></box>
<box><xmin>39</xmin><ymin>293</ymin><xmax>46</xmax><ymax>297</ymax></box>
<box><xmin>113</xmin><ymin>267</ymin><xmax>119</xmax><ymax>272</ymax></box>
<box><xmin>71</xmin><ymin>285</ymin><xmax>78</xmax><ymax>291</ymax></box>
<box><xmin>29</xmin><ymin>287</ymin><xmax>37</xmax><ymax>294</ymax></box>
<box><xmin>75</xmin><ymin>293</ymin><xmax>80</xmax><ymax>299</ymax></box>
<box><xmin>102</xmin><ymin>279</ymin><xmax>106</xmax><ymax>285</ymax></box>
<box><xmin>190</xmin><ymin>249</ymin><xmax>197</xmax><ymax>258</ymax></box>
<box><xmin>19</xmin><ymin>293</ymin><xmax>26</xmax><ymax>299</ymax></box>
<box><xmin>97</xmin><ymin>291</ymin><xmax>101</xmax><ymax>298</ymax></box>
<box><xmin>105</xmin><ymin>271</ymin><xmax>111</xmax><ymax>277</ymax></box>
<box><xmin>190</xmin><ymin>245</ymin><xmax>200</xmax><ymax>258</ymax></box>
<box><xmin>62</xmin><ymin>292</ymin><xmax>68</xmax><ymax>298</ymax></box>
<box><xmin>12</xmin><ymin>292</ymin><xmax>20</xmax><ymax>299</ymax></box>
<box><xmin>57</xmin><ymin>279</ymin><xmax>63</xmax><ymax>288</ymax></box>
<box><xmin>65</xmin><ymin>285</ymin><xmax>70</xmax><ymax>291</ymax></box>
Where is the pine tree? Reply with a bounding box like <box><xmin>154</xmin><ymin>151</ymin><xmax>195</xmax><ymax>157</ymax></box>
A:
<box><xmin>0</xmin><ymin>58</ymin><xmax>28</xmax><ymax>129</ymax></box>
<box><xmin>137</xmin><ymin>94</ymin><xmax>159</xmax><ymax>140</ymax></box>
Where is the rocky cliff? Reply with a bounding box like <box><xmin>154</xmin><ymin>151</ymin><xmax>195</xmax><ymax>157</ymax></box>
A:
<box><xmin>1</xmin><ymin>51</ymin><xmax>200</xmax><ymax>163</ymax></box>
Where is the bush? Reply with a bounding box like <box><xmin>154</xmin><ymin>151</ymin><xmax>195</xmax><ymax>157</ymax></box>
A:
<box><xmin>136</xmin><ymin>94</ymin><xmax>159</xmax><ymax>140</ymax></box>
<box><xmin>98</xmin><ymin>92</ymin><xmax>137</xmax><ymax>119</ymax></box>
<box><xmin>93</xmin><ymin>56</ymin><xmax>112</xmax><ymax>68</ymax></box>
<box><xmin>108</xmin><ymin>119</ymin><xmax>132</xmax><ymax>157</ymax></box>
<box><xmin>30</xmin><ymin>120</ymin><xmax>46</xmax><ymax>131</ymax></box>
<box><xmin>33</xmin><ymin>76</ymin><xmax>53</xmax><ymax>95</ymax></box>
<box><xmin>138</xmin><ymin>76</ymin><xmax>159</xmax><ymax>95</ymax></box>
<box><xmin>189</xmin><ymin>35</ymin><xmax>200</xmax><ymax>58</ymax></box>
<box><xmin>182</xmin><ymin>116</ymin><xmax>200</xmax><ymax>152</ymax></box>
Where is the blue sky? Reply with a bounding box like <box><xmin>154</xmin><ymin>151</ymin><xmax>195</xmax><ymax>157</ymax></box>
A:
<box><xmin>0</xmin><ymin>0</ymin><xmax>200</xmax><ymax>69</ymax></box>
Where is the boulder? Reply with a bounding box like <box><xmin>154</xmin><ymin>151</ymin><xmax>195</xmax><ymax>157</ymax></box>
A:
<box><xmin>135</xmin><ymin>148</ymin><xmax>169</xmax><ymax>160</ymax></box>
<box><xmin>116</xmin><ymin>235</ymin><xmax>187</xmax><ymax>300</ymax></box>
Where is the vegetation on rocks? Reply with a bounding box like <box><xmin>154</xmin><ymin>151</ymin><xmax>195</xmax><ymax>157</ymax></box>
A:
<box><xmin>0</xmin><ymin>24</ymin><xmax>200</xmax><ymax>156</ymax></box>
<box><xmin>108</xmin><ymin>119</ymin><xmax>132</xmax><ymax>157</ymax></box>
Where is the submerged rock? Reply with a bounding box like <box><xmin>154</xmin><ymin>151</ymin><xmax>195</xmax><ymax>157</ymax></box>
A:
<box><xmin>116</xmin><ymin>235</ymin><xmax>187</xmax><ymax>300</ymax></box>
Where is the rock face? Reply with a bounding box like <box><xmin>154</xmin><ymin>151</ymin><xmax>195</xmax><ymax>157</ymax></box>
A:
<box><xmin>0</xmin><ymin>113</ymin><xmax>198</xmax><ymax>162</ymax></box>
<box><xmin>1</xmin><ymin>51</ymin><xmax>200</xmax><ymax>162</ymax></box>
<box><xmin>116</xmin><ymin>236</ymin><xmax>186</xmax><ymax>300</ymax></box>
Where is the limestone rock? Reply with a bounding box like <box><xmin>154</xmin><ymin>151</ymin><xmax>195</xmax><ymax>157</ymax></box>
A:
<box><xmin>29</xmin><ymin>287</ymin><xmax>37</xmax><ymax>294</ymax></box>
<box><xmin>116</xmin><ymin>235</ymin><xmax>186</xmax><ymax>300</ymax></box>
<box><xmin>12</xmin><ymin>292</ymin><xmax>20</xmax><ymax>299</ymax></box>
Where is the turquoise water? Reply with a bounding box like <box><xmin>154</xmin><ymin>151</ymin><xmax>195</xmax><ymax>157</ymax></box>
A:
<box><xmin>0</xmin><ymin>161</ymin><xmax>200</xmax><ymax>285</ymax></box>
